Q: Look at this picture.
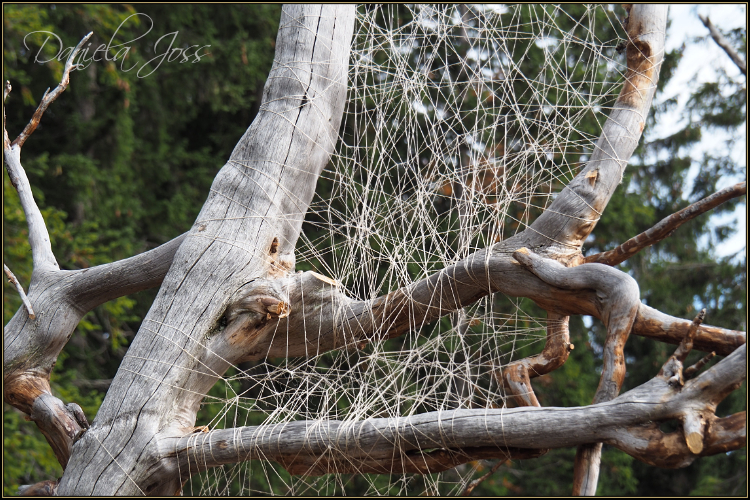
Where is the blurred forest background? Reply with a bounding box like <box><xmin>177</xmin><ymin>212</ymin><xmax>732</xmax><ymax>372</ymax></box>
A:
<box><xmin>3</xmin><ymin>4</ymin><xmax>746</xmax><ymax>496</ymax></box>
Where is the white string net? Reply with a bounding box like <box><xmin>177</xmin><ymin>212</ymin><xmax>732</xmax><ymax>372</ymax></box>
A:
<box><xmin>188</xmin><ymin>4</ymin><xmax>628</xmax><ymax>495</ymax></box>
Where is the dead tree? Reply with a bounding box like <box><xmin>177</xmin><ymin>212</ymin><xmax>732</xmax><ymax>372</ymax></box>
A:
<box><xmin>3</xmin><ymin>4</ymin><xmax>745</xmax><ymax>496</ymax></box>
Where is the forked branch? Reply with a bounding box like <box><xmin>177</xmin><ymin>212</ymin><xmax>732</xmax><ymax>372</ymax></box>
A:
<box><xmin>10</xmin><ymin>32</ymin><xmax>93</xmax><ymax>148</ymax></box>
<box><xmin>3</xmin><ymin>28</ymin><xmax>187</xmax><ymax>466</ymax></box>
<box><xmin>3</xmin><ymin>33</ymin><xmax>92</xmax><ymax>272</ymax></box>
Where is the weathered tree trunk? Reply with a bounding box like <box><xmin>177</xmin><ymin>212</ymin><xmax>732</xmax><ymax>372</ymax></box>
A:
<box><xmin>3</xmin><ymin>4</ymin><xmax>745</xmax><ymax>496</ymax></box>
<box><xmin>55</xmin><ymin>5</ymin><xmax>356</xmax><ymax>495</ymax></box>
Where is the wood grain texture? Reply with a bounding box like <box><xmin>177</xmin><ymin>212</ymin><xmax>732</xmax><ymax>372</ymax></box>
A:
<box><xmin>57</xmin><ymin>5</ymin><xmax>357</xmax><ymax>495</ymax></box>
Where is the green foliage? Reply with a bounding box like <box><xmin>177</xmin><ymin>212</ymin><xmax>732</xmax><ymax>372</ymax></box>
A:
<box><xmin>3</xmin><ymin>407</ymin><xmax>61</xmax><ymax>496</ymax></box>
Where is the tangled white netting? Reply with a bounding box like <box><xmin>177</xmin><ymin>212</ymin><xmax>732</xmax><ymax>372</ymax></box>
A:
<box><xmin>189</xmin><ymin>4</ymin><xmax>628</xmax><ymax>495</ymax></box>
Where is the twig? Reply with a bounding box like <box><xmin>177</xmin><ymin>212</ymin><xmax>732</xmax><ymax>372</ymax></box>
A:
<box><xmin>673</xmin><ymin>309</ymin><xmax>706</xmax><ymax>363</ymax></box>
<box><xmin>659</xmin><ymin>309</ymin><xmax>706</xmax><ymax>386</ymax></box>
<box><xmin>4</xmin><ymin>264</ymin><xmax>36</xmax><ymax>319</ymax></box>
<box><xmin>3</xmin><ymin>81</ymin><xmax>11</xmax><ymax>149</ymax></box>
<box><xmin>585</xmin><ymin>182</ymin><xmax>747</xmax><ymax>266</ymax></box>
<box><xmin>461</xmin><ymin>459</ymin><xmax>507</xmax><ymax>496</ymax></box>
<box><xmin>699</xmin><ymin>15</ymin><xmax>746</xmax><ymax>76</ymax></box>
<box><xmin>11</xmin><ymin>31</ymin><xmax>93</xmax><ymax>149</ymax></box>
<box><xmin>685</xmin><ymin>351</ymin><xmax>716</xmax><ymax>379</ymax></box>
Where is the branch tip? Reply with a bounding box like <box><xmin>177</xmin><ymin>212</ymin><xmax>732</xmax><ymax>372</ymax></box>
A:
<box><xmin>585</xmin><ymin>183</ymin><xmax>747</xmax><ymax>266</ymax></box>
<box><xmin>512</xmin><ymin>247</ymin><xmax>533</xmax><ymax>267</ymax></box>
<box><xmin>12</xmin><ymin>31</ymin><xmax>94</xmax><ymax>148</ymax></box>
<box><xmin>460</xmin><ymin>459</ymin><xmax>506</xmax><ymax>496</ymax></box>
<box><xmin>676</xmin><ymin>308</ymin><xmax>704</xmax><ymax>361</ymax></box>
<box><xmin>4</xmin><ymin>263</ymin><xmax>36</xmax><ymax>319</ymax></box>
<box><xmin>699</xmin><ymin>14</ymin><xmax>746</xmax><ymax>75</ymax></box>
<box><xmin>684</xmin><ymin>351</ymin><xmax>715</xmax><ymax>378</ymax></box>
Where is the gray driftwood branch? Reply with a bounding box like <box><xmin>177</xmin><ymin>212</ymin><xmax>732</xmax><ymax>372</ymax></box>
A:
<box><xmin>164</xmin><ymin>342</ymin><xmax>745</xmax><ymax>477</ymax></box>
<box><xmin>3</xmin><ymin>263</ymin><xmax>35</xmax><ymax>319</ymax></box>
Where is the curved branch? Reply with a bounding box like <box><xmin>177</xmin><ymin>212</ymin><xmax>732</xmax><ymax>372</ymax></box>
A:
<box><xmin>498</xmin><ymin>312</ymin><xmax>571</xmax><ymax>408</ymax></box>
<box><xmin>3</xmin><ymin>233</ymin><xmax>185</xmax><ymax>468</ymax></box>
<box><xmin>511</xmin><ymin>249</ymin><xmax>640</xmax><ymax>403</ymax></box>
<box><xmin>5</xmin><ymin>233</ymin><xmax>186</xmax><ymax>383</ymax></box>
<box><xmin>234</xmin><ymin>242</ymin><xmax>744</xmax><ymax>364</ymax></box>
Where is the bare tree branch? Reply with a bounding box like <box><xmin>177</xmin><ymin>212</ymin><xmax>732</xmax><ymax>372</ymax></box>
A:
<box><xmin>11</xmin><ymin>32</ymin><xmax>93</xmax><ymax>148</ymax></box>
<box><xmin>231</xmin><ymin>251</ymin><xmax>743</xmax><ymax>365</ymax></box>
<box><xmin>3</xmin><ymin>81</ymin><xmax>11</xmax><ymax>149</ymax></box>
<box><xmin>3</xmin><ymin>263</ymin><xmax>35</xmax><ymax>319</ymax></box>
<box><xmin>3</xmin><ymin>143</ymin><xmax>59</xmax><ymax>271</ymax></box>
<box><xmin>5</xmin><ymin>5</ymin><xmax>742</xmax><ymax>495</ymax></box>
<box><xmin>57</xmin><ymin>7</ymin><xmax>359</xmax><ymax>494</ymax></box>
<box><xmin>634</xmin><ymin>304</ymin><xmax>744</xmax><ymax>356</ymax></box>
<box><xmin>18</xmin><ymin>480</ymin><xmax>57</xmax><ymax>496</ymax></box>
<box><xmin>3</xmin><ymin>32</ymin><xmax>93</xmax><ymax>272</ymax></box>
<box><xmin>496</xmin><ymin>313</ymin><xmax>571</xmax><ymax>408</ymax></box>
<box><xmin>461</xmin><ymin>459</ymin><xmax>507</xmax><ymax>496</ymax></box>
<box><xmin>164</xmin><ymin>344</ymin><xmax>745</xmax><ymax>478</ymax></box>
<box><xmin>3</xmin><ymin>233</ymin><xmax>184</xmax><ymax>468</ymax></box>
<box><xmin>699</xmin><ymin>14</ymin><xmax>746</xmax><ymax>75</ymax></box>
<box><xmin>585</xmin><ymin>182</ymin><xmax>747</xmax><ymax>266</ymax></box>
<box><xmin>528</xmin><ymin>4</ymin><xmax>668</xmax><ymax>262</ymax></box>
<box><xmin>67</xmin><ymin>232</ymin><xmax>187</xmax><ymax>310</ymax></box>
